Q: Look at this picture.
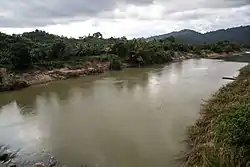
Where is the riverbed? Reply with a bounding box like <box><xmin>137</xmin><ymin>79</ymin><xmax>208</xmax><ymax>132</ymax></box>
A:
<box><xmin>0</xmin><ymin>59</ymin><xmax>247</xmax><ymax>167</ymax></box>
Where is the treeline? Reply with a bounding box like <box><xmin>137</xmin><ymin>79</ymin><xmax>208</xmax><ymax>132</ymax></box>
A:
<box><xmin>0</xmin><ymin>30</ymin><xmax>242</xmax><ymax>71</ymax></box>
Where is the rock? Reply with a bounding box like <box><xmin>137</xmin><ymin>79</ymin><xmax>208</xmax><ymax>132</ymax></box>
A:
<box><xmin>23</xmin><ymin>73</ymin><xmax>54</xmax><ymax>85</ymax></box>
<box><xmin>88</xmin><ymin>67</ymin><xmax>95</xmax><ymax>72</ymax></box>
<box><xmin>32</xmin><ymin>163</ymin><xmax>46</xmax><ymax>167</ymax></box>
<box><xmin>0</xmin><ymin>68</ymin><xmax>7</xmax><ymax>82</ymax></box>
<box><xmin>0</xmin><ymin>75</ymin><xmax>29</xmax><ymax>92</ymax></box>
<box><xmin>246</xmin><ymin>161</ymin><xmax>250</xmax><ymax>167</ymax></box>
<box><xmin>0</xmin><ymin>68</ymin><xmax>7</xmax><ymax>75</ymax></box>
<box><xmin>53</xmin><ymin>69</ymin><xmax>86</xmax><ymax>78</ymax></box>
<box><xmin>0</xmin><ymin>153</ymin><xmax>9</xmax><ymax>162</ymax></box>
<box><xmin>12</xmin><ymin>80</ymin><xmax>29</xmax><ymax>90</ymax></box>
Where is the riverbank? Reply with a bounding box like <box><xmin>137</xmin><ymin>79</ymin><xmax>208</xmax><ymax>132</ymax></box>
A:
<box><xmin>0</xmin><ymin>51</ymin><xmax>244</xmax><ymax>92</ymax></box>
<box><xmin>183</xmin><ymin>64</ymin><xmax>250</xmax><ymax>166</ymax></box>
<box><xmin>0</xmin><ymin>145</ymin><xmax>57</xmax><ymax>167</ymax></box>
<box><xmin>212</xmin><ymin>52</ymin><xmax>250</xmax><ymax>62</ymax></box>
<box><xmin>0</xmin><ymin>61</ymin><xmax>110</xmax><ymax>92</ymax></box>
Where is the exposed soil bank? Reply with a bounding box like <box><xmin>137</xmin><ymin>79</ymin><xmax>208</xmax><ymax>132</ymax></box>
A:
<box><xmin>0</xmin><ymin>61</ymin><xmax>110</xmax><ymax>92</ymax></box>
<box><xmin>183</xmin><ymin>65</ymin><xmax>250</xmax><ymax>167</ymax></box>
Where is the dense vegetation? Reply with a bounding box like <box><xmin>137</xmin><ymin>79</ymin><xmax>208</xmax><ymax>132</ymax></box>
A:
<box><xmin>147</xmin><ymin>25</ymin><xmax>250</xmax><ymax>46</ymax></box>
<box><xmin>0</xmin><ymin>30</ymin><xmax>241</xmax><ymax>71</ymax></box>
<box><xmin>184</xmin><ymin>65</ymin><xmax>250</xmax><ymax>167</ymax></box>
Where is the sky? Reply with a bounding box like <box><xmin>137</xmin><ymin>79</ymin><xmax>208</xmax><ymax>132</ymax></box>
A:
<box><xmin>0</xmin><ymin>0</ymin><xmax>249</xmax><ymax>39</ymax></box>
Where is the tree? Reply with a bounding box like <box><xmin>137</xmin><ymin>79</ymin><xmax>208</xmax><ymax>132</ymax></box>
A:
<box><xmin>93</xmin><ymin>32</ymin><xmax>103</xmax><ymax>39</ymax></box>
<box><xmin>166</xmin><ymin>36</ymin><xmax>176</xmax><ymax>43</ymax></box>
<box><xmin>49</xmin><ymin>40</ymin><xmax>66</xmax><ymax>59</ymax></box>
<box><xmin>10</xmin><ymin>42</ymin><xmax>32</xmax><ymax>69</ymax></box>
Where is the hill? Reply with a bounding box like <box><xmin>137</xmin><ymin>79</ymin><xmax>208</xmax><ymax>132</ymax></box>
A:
<box><xmin>147</xmin><ymin>25</ymin><xmax>250</xmax><ymax>45</ymax></box>
<box><xmin>147</xmin><ymin>29</ymin><xmax>207</xmax><ymax>44</ymax></box>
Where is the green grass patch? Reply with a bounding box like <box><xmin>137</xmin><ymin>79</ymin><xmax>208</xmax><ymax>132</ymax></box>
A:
<box><xmin>184</xmin><ymin>65</ymin><xmax>250</xmax><ymax>167</ymax></box>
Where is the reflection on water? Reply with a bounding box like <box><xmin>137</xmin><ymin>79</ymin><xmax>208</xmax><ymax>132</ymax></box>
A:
<box><xmin>0</xmin><ymin>59</ymin><xmax>247</xmax><ymax>167</ymax></box>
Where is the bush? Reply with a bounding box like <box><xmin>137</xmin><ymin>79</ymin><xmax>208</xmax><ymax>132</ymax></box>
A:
<box><xmin>105</xmin><ymin>54</ymin><xmax>123</xmax><ymax>70</ymax></box>
<box><xmin>213</xmin><ymin>104</ymin><xmax>250</xmax><ymax>148</ymax></box>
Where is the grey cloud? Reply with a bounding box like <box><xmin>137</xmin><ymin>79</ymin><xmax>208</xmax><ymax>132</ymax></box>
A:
<box><xmin>198</xmin><ymin>0</ymin><xmax>250</xmax><ymax>8</ymax></box>
<box><xmin>160</xmin><ymin>0</ymin><xmax>250</xmax><ymax>14</ymax></box>
<box><xmin>0</xmin><ymin>0</ymin><xmax>154</xmax><ymax>27</ymax></box>
<box><xmin>220</xmin><ymin>0</ymin><xmax>250</xmax><ymax>7</ymax></box>
<box><xmin>168</xmin><ymin>11</ymin><xmax>214</xmax><ymax>21</ymax></box>
<box><xmin>0</xmin><ymin>0</ymin><xmax>249</xmax><ymax>27</ymax></box>
<box><xmin>167</xmin><ymin>4</ymin><xmax>250</xmax><ymax>22</ymax></box>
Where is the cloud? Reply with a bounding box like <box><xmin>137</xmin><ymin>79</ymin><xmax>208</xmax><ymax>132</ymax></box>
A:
<box><xmin>168</xmin><ymin>5</ymin><xmax>250</xmax><ymax>21</ymax></box>
<box><xmin>0</xmin><ymin>0</ymin><xmax>154</xmax><ymax>27</ymax></box>
<box><xmin>0</xmin><ymin>0</ymin><xmax>249</xmax><ymax>38</ymax></box>
<box><xmin>0</xmin><ymin>0</ymin><xmax>249</xmax><ymax>27</ymax></box>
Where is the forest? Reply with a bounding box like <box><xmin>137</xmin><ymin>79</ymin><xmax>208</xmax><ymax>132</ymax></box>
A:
<box><xmin>0</xmin><ymin>30</ymin><xmax>242</xmax><ymax>71</ymax></box>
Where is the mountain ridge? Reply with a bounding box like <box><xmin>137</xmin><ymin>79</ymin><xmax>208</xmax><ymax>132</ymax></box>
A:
<box><xmin>147</xmin><ymin>25</ymin><xmax>250</xmax><ymax>45</ymax></box>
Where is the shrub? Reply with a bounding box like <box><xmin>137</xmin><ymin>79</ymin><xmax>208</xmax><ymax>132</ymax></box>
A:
<box><xmin>213</xmin><ymin>104</ymin><xmax>250</xmax><ymax>148</ymax></box>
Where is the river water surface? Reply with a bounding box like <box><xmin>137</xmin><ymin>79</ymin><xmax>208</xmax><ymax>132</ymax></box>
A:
<box><xmin>0</xmin><ymin>59</ymin><xmax>247</xmax><ymax>167</ymax></box>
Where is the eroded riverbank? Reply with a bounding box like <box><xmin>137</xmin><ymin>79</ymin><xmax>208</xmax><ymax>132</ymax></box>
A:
<box><xmin>0</xmin><ymin>61</ymin><xmax>110</xmax><ymax>92</ymax></box>
<box><xmin>0</xmin><ymin>52</ymin><xmax>243</xmax><ymax>92</ymax></box>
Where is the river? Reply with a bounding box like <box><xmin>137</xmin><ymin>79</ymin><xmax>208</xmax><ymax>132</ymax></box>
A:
<box><xmin>0</xmin><ymin>59</ymin><xmax>247</xmax><ymax>167</ymax></box>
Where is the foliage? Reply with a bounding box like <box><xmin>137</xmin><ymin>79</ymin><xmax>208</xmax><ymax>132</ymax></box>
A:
<box><xmin>105</xmin><ymin>54</ymin><xmax>123</xmax><ymax>70</ymax></box>
<box><xmin>184</xmin><ymin>65</ymin><xmax>250</xmax><ymax>167</ymax></box>
<box><xmin>213</xmin><ymin>104</ymin><xmax>250</xmax><ymax>148</ymax></box>
<box><xmin>0</xmin><ymin>30</ymin><xmax>242</xmax><ymax>71</ymax></box>
<box><xmin>10</xmin><ymin>42</ymin><xmax>32</xmax><ymax>69</ymax></box>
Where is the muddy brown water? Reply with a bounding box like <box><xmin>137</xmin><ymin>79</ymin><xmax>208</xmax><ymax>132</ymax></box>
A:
<box><xmin>0</xmin><ymin>59</ymin><xmax>247</xmax><ymax>167</ymax></box>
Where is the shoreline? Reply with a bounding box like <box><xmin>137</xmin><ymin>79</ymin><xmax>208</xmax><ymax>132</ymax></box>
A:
<box><xmin>0</xmin><ymin>61</ymin><xmax>111</xmax><ymax>92</ymax></box>
<box><xmin>0</xmin><ymin>51</ymin><xmax>244</xmax><ymax>92</ymax></box>
<box><xmin>183</xmin><ymin>65</ymin><xmax>250</xmax><ymax>166</ymax></box>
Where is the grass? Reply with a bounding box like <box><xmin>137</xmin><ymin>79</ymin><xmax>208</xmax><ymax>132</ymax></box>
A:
<box><xmin>183</xmin><ymin>65</ymin><xmax>250</xmax><ymax>167</ymax></box>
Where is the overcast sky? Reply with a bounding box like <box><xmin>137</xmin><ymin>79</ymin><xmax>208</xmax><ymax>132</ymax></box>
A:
<box><xmin>0</xmin><ymin>0</ymin><xmax>249</xmax><ymax>38</ymax></box>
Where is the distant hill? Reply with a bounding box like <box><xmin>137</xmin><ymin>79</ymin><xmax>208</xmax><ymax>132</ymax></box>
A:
<box><xmin>147</xmin><ymin>25</ymin><xmax>250</xmax><ymax>45</ymax></box>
